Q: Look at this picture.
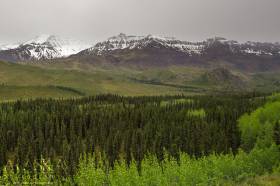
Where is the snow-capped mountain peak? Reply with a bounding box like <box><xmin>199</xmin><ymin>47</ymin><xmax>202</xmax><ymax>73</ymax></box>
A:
<box><xmin>1</xmin><ymin>34</ymin><xmax>280</xmax><ymax>63</ymax></box>
<box><xmin>0</xmin><ymin>35</ymin><xmax>91</xmax><ymax>61</ymax></box>
<box><xmin>84</xmin><ymin>33</ymin><xmax>206</xmax><ymax>55</ymax></box>
<box><xmin>81</xmin><ymin>33</ymin><xmax>280</xmax><ymax>57</ymax></box>
<box><xmin>0</xmin><ymin>43</ymin><xmax>20</xmax><ymax>51</ymax></box>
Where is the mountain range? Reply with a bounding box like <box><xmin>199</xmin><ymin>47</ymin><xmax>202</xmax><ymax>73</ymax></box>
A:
<box><xmin>0</xmin><ymin>33</ymin><xmax>280</xmax><ymax>74</ymax></box>
<box><xmin>80</xmin><ymin>33</ymin><xmax>280</xmax><ymax>57</ymax></box>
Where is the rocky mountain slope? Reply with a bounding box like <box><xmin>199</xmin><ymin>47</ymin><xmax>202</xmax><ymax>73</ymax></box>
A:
<box><xmin>1</xmin><ymin>33</ymin><xmax>280</xmax><ymax>73</ymax></box>
<box><xmin>74</xmin><ymin>33</ymin><xmax>280</xmax><ymax>72</ymax></box>
<box><xmin>79</xmin><ymin>33</ymin><xmax>280</xmax><ymax>57</ymax></box>
<box><xmin>0</xmin><ymin>35</ymin><xmax>90</xmax><ymax>62</ymax></box>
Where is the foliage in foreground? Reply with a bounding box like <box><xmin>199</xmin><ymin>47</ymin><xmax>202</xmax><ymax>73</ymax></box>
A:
<box><xmin>0</xmin><ymin>145</ymin><xmax>279</xmax><ymax>185</ymax></box>
<box><xmin>239</xmin><ymin>95</ymin><xmax>280</xmax><ymax>151</ymax></box>
<box><xmin>75</xmin><ymin>146</ymin><xmax>280</xmax><ymax>186</ymax></box>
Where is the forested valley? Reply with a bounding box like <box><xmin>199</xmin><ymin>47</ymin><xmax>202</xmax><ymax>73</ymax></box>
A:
<box><xmin>0</xmin><ymin>93</ymin><xmax>280</xmax><ymax>185</ymax></box>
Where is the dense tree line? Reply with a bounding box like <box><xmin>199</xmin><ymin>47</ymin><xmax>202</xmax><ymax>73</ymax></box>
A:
<box><xmin>0</xmin><ymin>93</ymin><xmax>267</xmax><ymax>178</ymax></box>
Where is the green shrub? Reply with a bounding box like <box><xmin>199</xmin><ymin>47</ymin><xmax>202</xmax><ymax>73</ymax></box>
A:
<box><xmin>239</xmin><ymin>101</ymin><xmax>280</xmax><ymax>151</ymax></box>
<box><xmin>73</xmin><ymin>146</ymin><xmax>280</xmax><ymax>186</ymax></box>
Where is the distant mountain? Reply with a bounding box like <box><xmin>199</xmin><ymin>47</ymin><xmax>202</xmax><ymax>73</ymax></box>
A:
<box><xmin>0</xmin><ymin>35</ymin><xmax>91</xmax><ymax>62</ymax></box>
<box><xmin>74</xmin><ymin>34</ymin><xmax>280</xmax><ymax>72</ymax></box>
<box><xmin>79</xmin><ymin>33</ymin><xmax>205</xmax><ymax>56</ymax></box>
<box><xmin>1</xmin><ymin>33</ymin><xmax>280</xmax><ymax>73</ymax></box>
<box><xmin>79</xmin><ymin>33</ymin><xmax>280</xmax><ymax>57</ymax></box>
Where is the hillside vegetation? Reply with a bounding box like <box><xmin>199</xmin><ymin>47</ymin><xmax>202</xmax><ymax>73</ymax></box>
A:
<box><xmin>1</xmin><ymin>60</ymin><xmax>280</xmax><ymax>100</ymax></box>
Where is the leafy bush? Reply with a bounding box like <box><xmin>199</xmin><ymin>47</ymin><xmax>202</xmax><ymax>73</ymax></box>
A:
<box><xmin>239</xmin><ymin>101</ymin><xmax>280</xmax><ymax>151</ymax></box>
<box><xmin>73</xmin><ymin>145</ymin><xmax>280</xmax><ymax>186</ymax></box>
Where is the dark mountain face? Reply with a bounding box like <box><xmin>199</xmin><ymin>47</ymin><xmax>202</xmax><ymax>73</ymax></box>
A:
<box><xmin>103</xmin><ymin>47</ymin><xmax>194</xmax><ymax>67</ymax></box>
<box><xmin>195</xmin><ymin>67</ymin><xmax>247</xmax><ymax>90</ymax></box>
<box><xmin>73</xmin><ymin>34</ymin><xmax>280</xmax><ymax>72</ymax></box>
<box><xmin>205</xmin><ymin>68</ymin><xmax>244</xmax><ymax>84</ymax></box>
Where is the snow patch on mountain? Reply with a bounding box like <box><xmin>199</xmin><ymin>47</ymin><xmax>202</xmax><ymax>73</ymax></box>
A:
<box><xmin>0</xmin><ymin>35</ymin><xmax>91</xmax><ymax>60</ymax></box>
<box><xmin>0</xmin><ymin>43</ymin><xmax>20</xmax><ymax>50</ymax></box>
<box><xmin>85</xmin><ymin>34</ymin><xmax>280</xmax><ymax>57</ymax></box>
<box><xmin>1</xmin><ymin>34</ymin><xmax>280</xmax><ymax>62</ymax></box>
<box><xmin>86</xmin><ymin>33</ymin><xmax>206</xmax><ymax>56</ymax></box>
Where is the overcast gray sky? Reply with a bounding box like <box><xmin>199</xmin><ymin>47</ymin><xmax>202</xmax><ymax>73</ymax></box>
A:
<box><xmin>0</xmin><ymin>0</ymin><xmax>279</xmax><ymax>44</ymax></box>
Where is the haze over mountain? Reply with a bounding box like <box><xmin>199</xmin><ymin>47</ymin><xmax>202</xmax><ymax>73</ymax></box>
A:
<box><xmin>1</xmin><ymin>0</ymin><xmax>280</xmax><ymax>44</ymax></box>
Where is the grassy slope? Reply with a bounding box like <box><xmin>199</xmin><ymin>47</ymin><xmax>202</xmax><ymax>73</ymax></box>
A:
<box><xmin>34</xmin><ymin>59</ymin><xmax>280</xmax><ymax>92</ymax></box>
<box><xmin>30</xmin><ymin>60</ymin><xmax>216</xmax><ymax>92</ymax></box>
<box><xmin>251</xmin><ymin>72</ymin><xmax>280</xmax><ymax>92</ymax></box>
<box><xmin>0</xmin><ymin>61</ymin><xmax>189</xmax><ymax>100</ymax></box>
<box><xmin>0</xmin><ymin>85</ymin><xmax>80</xmax><ymax>101</ymax></box>
<box><xmin>2</xmin><ymin>59</ymin><xmax>280</xmax><ymax>100</ymax></box>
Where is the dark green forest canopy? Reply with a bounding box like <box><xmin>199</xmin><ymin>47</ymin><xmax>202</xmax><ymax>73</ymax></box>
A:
<box><xmin>0</xmin><ymin>93</ymin><xmax>268</xmax><ymax>178</ymax></box>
